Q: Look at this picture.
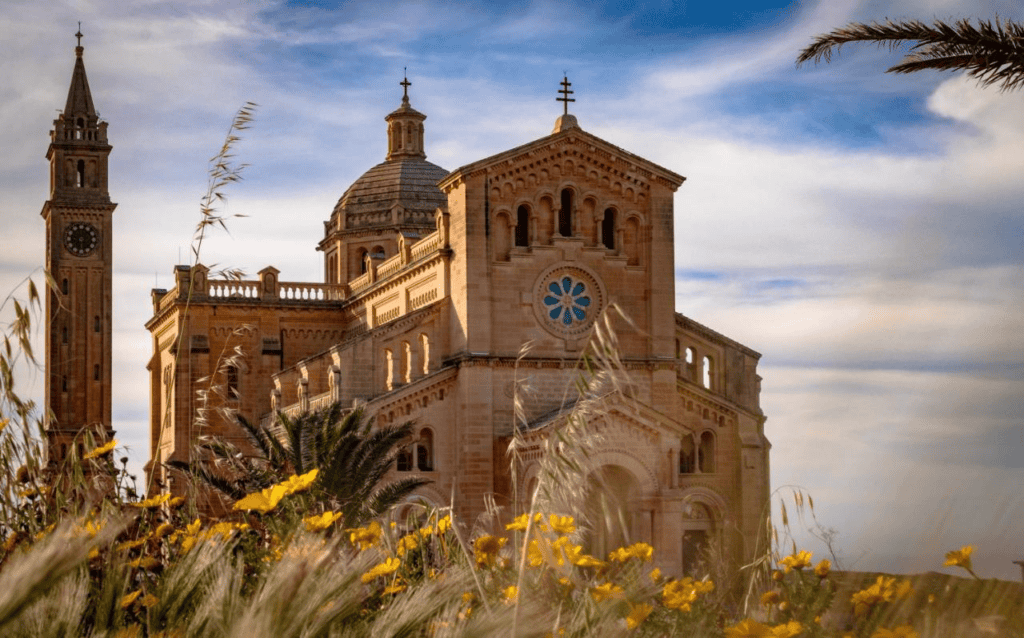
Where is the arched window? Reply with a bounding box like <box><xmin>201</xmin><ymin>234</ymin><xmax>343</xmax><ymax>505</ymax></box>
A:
<box><xmin>559</xmin><ymin>188</ymin><xmax>573</xmax><ymax>237</ymax></box>
<box><xmin>94</xmin><ymin>364</ymin><xmax>100</xmax><ymax>381</ymax></box>
<box><xmin>698</xmin><ymin>431</ymin><xmax>715</xmax><ymax>473</ymax></box>
<box><xmin>702</xmin><ymin>356</ymin><xmax>713</xmax><ymax>390</ymax></box>
<box><xmin>62</xmin><ymin>326</ymin><xmax>68</xmax><ymax>344</ymax></box>
<box><xmin>601</xmin><ymin>208</ymin><xmax>616</xmax><ymax>249</ymax></box>
<box><xmin>61</xmin><ymin>278</ymin><xmax>69</xmax><ymax>294</ymax></box>
<box><xmin>401</xmin><ymin>341</ymin><xmax>412</xmax><ymax>384</ymax></box>
<box><xmin>419</xmin><ymin>333</ymin><xmax>430</xmax><ymax>376</ymax></box>
<box><xmin>679</xmin><ymin>436</ymin><xmax>695</xmax><ymax>474</ymax></box>
<box><xmin>384</xmin><ymin>349</ymin><xmax>395</xmax><ymax>391</ymax></box>
<box><xmin>358</xmin><ymin>249</ymin><xmax>368</xmax><ymax>274</ymax></box>
<box><xmin>515</xmin><ymin>205</ymin><xmax>530</xmax><ymax>247</ymax></box>
<box><xmin>396</xmin><ymin>446</ymin><xmax>412</xmax><ymax>472</ymax></box>
<box><xmin>94</xmin><ymin>315</ymin><xmax>100</xmax><ymax>332</ymax></box>
<box><xmin>417</xmin><ymin>428</ymin><xmax>434</xmax><ymax>471</ymax></box>
<box><xmin>227</xmin><ymin>365</ymin><xmax>239</xmax><ymax>399</ymax></box>
<box><xmin>76</xmin><ymin>160</ymin><xmax>85</xmax><ymax>188</ymax></box>
<box><xmin>62</xmin><ymin>376</ymin><xmax>68</xmax><ymax>392</ymax></box>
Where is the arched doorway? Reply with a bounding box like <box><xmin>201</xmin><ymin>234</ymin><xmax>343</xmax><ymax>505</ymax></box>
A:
<box><xmin>584</xmin><ymin>465</ymin><xmax>640</xmax><ymax>559</ymax></box>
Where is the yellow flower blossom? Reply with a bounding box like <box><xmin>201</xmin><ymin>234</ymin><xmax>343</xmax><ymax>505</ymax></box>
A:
<box><xmin>473</xmin><ymin>534</ymin><xmax>507</xmax><ymax>567</ymax></box>
<box><xmin>303</xmin><ymin>511</ymin><xmax>343</xmax><ymax>532</ymax></box>
<box><xmin>435</xmin><ymin>515</ymin><xmax>451</xmax><ymax>534</ymax></box>
<box><xmin>185</xmin><ymin>519</ymin><xmax>201</xmax><ymax>536</ymax></box>
<box><xmin>549</xmin><ymin>514</ymin><xmax>576</xmax><ymax>535</ymax></box>
<box><xmin>120</xmin><ymin>590</ymin><xmax>142</xmax><ymax>608</ymax></box>
<box><xmin>133</xmin><ymin>493</ymin><xmax>172</xmax><ymax>509</ymax></box>
<box><xmin>168</xmin><ymin>496</ymin><xmax>185</xmax><ymax>509</ymax></box>
<box><xmin>943</xmin><ymin>545</ymin><xmax>973</xmax><ymax>570</ymax></box>
<box><xmin>871</xmin><ymin>626</ymin><xmax>918</xmax><ymax>638</ymax></box>
<box><xmin>462</xmin><ymin>592</ymin><xmax>475</xmax><ymax>604</ymax></box>
<box><xmin>649</xmin><ymin>567</ymin><xmax>662</xmax><ymax>582</ymax></box>
<box><xmin>724</xmin><ymin>619</ymin><xmax>773</xmax><ymax>638</ymax></box>
<box><xmin>761</xmin><ymin>590</ymin><xmax>781</xmax><ymax>606</ymax></box>
<box><xmin>503</xmin><ymin>585</ymin><xmax>518</xmax><ymax>603</ymax></box>
<box><xmin>814</xmin><ymin>559</ymin><xmax>831</xmax><ymax>578</ymax></box>
<box><xmin>663</xmin><ymin>577</ymin><xmax>714</xmax><ymax>611</ymax></box>
<box><xmin>129</xmin><ymin>556</ymin><xmax>161</xmax><ymax>570</ymax></box>
<box><xmin>851</xmin><ymin>576</ymin><xmax>913</xmax><ymax>616</ymax></box>
<box><xmin>396</xmin><ymin>533</ymin><xmax>420</xmax><ymax>556</ymax></box>
<box><xmin>590</xmin><ymin>582</ymin><xmax>625</xmax><ymax>603</ymax></box>
<box><xmin>233</xmin><ymin>484</ymin><xmax>288</xmax><ymax>514</ymax></box>
<box><xmin>279</xmin><ymin>469</ymin><xmax>319</xmax><ymax>495</ymax></box>
<box><xmin>771</xmin><ymin>621</ymin><xmax>803</xmax><ymax>638</ymax></box>
<box><xmin>83</xmin><ymin>439</ymin><xmax>117</xmax><ymax>460</ymax></box>
<box><xmin>383</xmin><ymin>581</ymin><xmax>407</xmax><ymax>595</ymax></box>
<box><xmin>609</xmin><ymin>542</ymin><xmax>654</xmax><ymax>563</ymax></box>
<box><xmin>626</xmin><ymin>602</ymin><xmax>653</xmax><ymax>630</ymax></box>
<box><xmin>152</xmin><ymin>523</ymin><xmax>175</xmax><ymax>540</ymax></box>
<box><xmin>779</xmin><ymin>550</ymin><xmax>813</xmax><ymax>573</ymax></box>
<box><xmin>115</xmin><ymin>538</ymin><xmax>147</xmax><ymax>552</ymax></box>
<box><xmin>348</xmin><ymin>521</ymin><xmax>382</xmax><ymax>550</ymax></box>
<box><xmin>361</xmin><ymin>557</ymin><xmax>401</xmax><ymax>583</ymax></box>
<box><xmin>139</xmin><ymin>594</ymin><xmax>159</xmax><ymax>608</ymax></box>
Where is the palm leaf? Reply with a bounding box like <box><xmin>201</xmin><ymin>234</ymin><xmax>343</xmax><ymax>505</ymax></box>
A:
<box><xmin>797</xmin><ymin>18</ymin><xmax>1024</xmax><ymax>91</ymax></box>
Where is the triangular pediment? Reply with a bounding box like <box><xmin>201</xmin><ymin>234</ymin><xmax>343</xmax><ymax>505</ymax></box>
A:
<box><xmin>438</xmin><ymin>125</ymin><xmax>685</xmax><ymax>196</ymax></box>
<box><xmin>522</xmin><ymin>390</ymin><xmax>695</xmax><ymax>446</ymax></box>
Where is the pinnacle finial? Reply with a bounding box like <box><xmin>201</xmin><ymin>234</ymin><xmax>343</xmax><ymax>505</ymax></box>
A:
<box><xmin>75</xmin><ymin>23</ymin><xmax>84</xmax><ymax>55</ymax></box>
<box><xmin>400</xmin><ymin>69</ymin><xmax>411</xmax><ymax>104</ymax></box>
<box><xmin>557</xmin><ymin>75</ymin><xmax>575</xmax><ymax>115</ymax></box>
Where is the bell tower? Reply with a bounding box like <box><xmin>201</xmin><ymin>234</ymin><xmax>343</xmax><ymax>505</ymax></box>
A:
<box><xmin>40</xmin><ymin>30</ymin><xmax>117</xmax><ymax>464</ymax></box>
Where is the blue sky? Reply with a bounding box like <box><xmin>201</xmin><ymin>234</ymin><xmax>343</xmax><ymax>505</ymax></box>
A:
<box><xmin>2</xmin><ymin>0</ymin><xmax>1023</xmax><ymax>580</ymax></box>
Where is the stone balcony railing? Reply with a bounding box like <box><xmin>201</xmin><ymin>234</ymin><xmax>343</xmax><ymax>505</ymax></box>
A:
<box><xmin>152</xmin><ymin>213</ymin><xmax>450</xmax><ymax>316</ymax></box>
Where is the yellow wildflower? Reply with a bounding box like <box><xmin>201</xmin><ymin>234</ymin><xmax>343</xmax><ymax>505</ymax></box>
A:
<box><xmin>473</xmin><ymin>534</ymin><xmax>507</xmax><ymax>567</ymax></box>
<box><xmin>152</xmin><ymin>523</ymin><xmax>175</xmax><ymax>540</ymax></box>
<box><xmin>626</xmin><ymin>602</ymin><xmax>653</xmax><ymax>630</ymax></box>
<box><xmin>649</xmin><ymin>567</ymin><xmax>662</xmax><ymax>582</ymax></box>
<box><xmin>208</xmin><ymin>522</ymin><xmax>248</xmax><ymax>540</ymax></box>
<box><xmin>570</xmin><ymin>549</ymin><xmax>606</xmax><ymax>568</ymax></box>
<box><xmin>348</xmin><ymin>521</ymin><xmax>382</xmax><ymax>550</ymax></box>
<box><xmin>462</xmin><ymin>592</ymin><xmax>475</xmax><ymax>604</ymax></box>
<box><xmin>115</xmin><ymin>538</ymin><xmax>147</xmax><ymax>552</ymax></box>
<box><xmin>303</xmin><ymin>511</ymin><xmax>343</xmax><ymax>532</ymax></box>
<box><xmin>590</xmin><ymin>582</ymin><xmax>625</xmax><ymax>603</ymax></box>
<box><xmin>724</xmin><ymin>618</ymin><xmax>772</xmax><ymax>638</ymax></box>
<box><xmin>851</xmin><ymin>576</ymin><xmax>913</xmax><ymax>616</ymax></box>
<box><xmin>279</xmin><ymin>469</ymin><xmax>319</xmax><ymax>495</ymax></box>
<box><xmin>83</xmin><ymin>439</ymin><xmax>117</xmax><ymax>460</ymax></box>
<box><xmin>609</xmin><ymin>542</ymin><xmax>654</xmax><ymax>562</ymax></box>
<box><xmin>761</xmin><ymin>590</ymin><xmax>781</xmax><ymax>606</ymax></box>
<box><xmin>120</xmin><ymin>590</ymin><xmax>142</xmax><ymax>608</ymax></box>
<box><xmin>943</xmin><ymin>545</ymin><xmax>973</xmax><ymax>570</ymax></box>
<box><xmin>133</xmin><ymin>493</ymin><xmax>172</xmax><ymax>509</ymax></box>
<box><xmin>129</xmin><ymin>556</ymin><xmax>161</xmax><ymax>570</ymax></box>
<box><xmin>396</xmin><ymin>533</ymin><xmax>420</xmax><ymax>556</ymax></box>
<box><xmin>185</xmin><ymin>519</ymin><xmax>201</xmax><ymax>536</ymax></box>
<box><xmin>771</xmin><ymin>621</ymin><xmax>803</xmax><ymax>638</ymax></box>
<box><xmin>527</xmin><ymin>540</ymin><xmax>546</xmax><ymax>567</ymax></box>
<box><xmin>779</xmin><ymin>550</ymin><xmax>813</xmax><ymax>573</ymax></box>
<box><xmin>503</xmin><ymin>585</ymin><xmax>518</xmax><ymax>603</ymax></box>
<box><xmin>233</xmin><ymin>484</ymin><xmax>288</xmax><ymax>514</ymax></box>
<box><xmin>139</xmin><ymin>594</ymin><xmax>159</xmax><ymax>608</ymax></box>
<box><xmin>549</xmin><ymin>514</ymin><xmax>576</xmax><ymax>535</ymax></box>
<box><xmin>814</xmin><ymin>559</ymin><xmax>831</xmax><ymax>578</ymax></box>
<box><xmin>383</xmin><ymin>581</ymin><xmax>407</xmax><ymax>595</ymax></box>
<box><xmin>435</xmin><ymin>515</ymin><xmax>451</xmax><ymax>534</ymax></box>
<box><xmin>871</xmin><ymin>626</ymin><xmax>918</xmax><ymax>638</ymax></box>
<box><xmin>506</xmin><ymin>513</ymin><xmax>529</xmax><ymax>531</ymax></box>
<box><xmin>168</xmin><ymin>496</ymin><xmax>185</xmax><ymax>509</ymax></box>
<box><xmin>361</xmin><ymin>557</ymin><xmax>401</xmax><ymax>583</ymax></box>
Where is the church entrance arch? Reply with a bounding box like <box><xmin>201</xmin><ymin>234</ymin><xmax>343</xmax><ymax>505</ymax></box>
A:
<box><xmin>583</xmin><ymin>464</ymin><xmax>640</xmax><ymax>560</ymax></box>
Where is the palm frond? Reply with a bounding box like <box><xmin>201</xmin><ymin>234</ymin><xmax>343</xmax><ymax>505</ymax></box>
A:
<box><xmin>797</xmin><ymin>18</ymin><xmax>1024</xmax><ymax>91</ymax></box>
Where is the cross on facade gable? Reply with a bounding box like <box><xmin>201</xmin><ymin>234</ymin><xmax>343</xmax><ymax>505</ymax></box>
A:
<box><xmin>557</xmin><ymin>75</ymin><xmax>575</xmax><ymax>115</ymax></box>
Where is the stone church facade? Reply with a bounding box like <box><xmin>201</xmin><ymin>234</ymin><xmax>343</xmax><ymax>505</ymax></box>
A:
<box><xmin>139</xmin><ymin>80</ymin><xmax>772</xmax><ymax>575</ymax></box>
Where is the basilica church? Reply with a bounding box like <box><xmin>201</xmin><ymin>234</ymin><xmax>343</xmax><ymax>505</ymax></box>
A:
<box><xmin>43</xmin><ymin>38</ymin><xmax>771</xmax><ymax>577</ymax></box>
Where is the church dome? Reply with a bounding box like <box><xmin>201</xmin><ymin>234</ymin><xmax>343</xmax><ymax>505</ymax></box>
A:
<box><xmin>329</xmin><ymin>81</ymin><xmax>448</xmax><ymax>231</ymax></box>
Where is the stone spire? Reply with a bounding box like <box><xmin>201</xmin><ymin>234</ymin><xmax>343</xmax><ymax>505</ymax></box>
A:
<box><xmin>385</xmin><ymin>72</ymin><xmax>427</xmax><ymax>161</ymax></box>
<box><xmin>64</xmin><ymin>26</ymin><xmax>97</xmax><ymax>121</ymax></box>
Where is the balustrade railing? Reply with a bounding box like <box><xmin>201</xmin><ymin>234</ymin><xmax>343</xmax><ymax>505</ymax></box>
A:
<box><xmin>208</xmin><ymin>280</ymin><xmax>260</xmax><ymax>299</ymax></box>
<box><xmin>376</xmin><ymin>253</ymin><xmax>405</xmax><ymax>280</ymax></box>
<box><xmin>410</xmin><ymin>230</ymin><xmax>440</xmax><ymax>261</ymax></box>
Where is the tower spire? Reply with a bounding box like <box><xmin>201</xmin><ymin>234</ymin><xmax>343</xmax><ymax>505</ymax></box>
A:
<box><xmin>65</xmin><ymin>27</ymin><xmax>97</xmax><ymax>119</ymax></box>
<box><xmin>385</xmin><ymin>72</ymin><xmax>427</xmax><ymax>161</ymax></box>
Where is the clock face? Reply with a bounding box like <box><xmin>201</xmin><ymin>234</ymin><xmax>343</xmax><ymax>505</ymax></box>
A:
<box><xmin>64</xmin><ymin>222</ymin><xmax>99</xmax><ymax>257</ymax></box>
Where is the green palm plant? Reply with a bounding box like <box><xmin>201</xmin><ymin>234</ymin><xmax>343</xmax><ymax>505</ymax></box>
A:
<box><xmin>170</xmin><ymin>402</ymin><xmax>429</xmax><ymax>526</ymax></box>
<box><xmin>797</xmin><ymin>17</ymin><xmax>1024</xmax><ymax>91</ymax></box>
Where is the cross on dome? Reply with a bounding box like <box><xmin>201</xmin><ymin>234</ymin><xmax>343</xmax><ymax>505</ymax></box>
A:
<box><xmin>557</xmin><ymin>75</ymin><xmax>575</xmax><ymax>115</ymax></box>
<box><xmin>401</xmin><ymin>70</ymin><xmax>411</xmax><ymax>104</ymax></box>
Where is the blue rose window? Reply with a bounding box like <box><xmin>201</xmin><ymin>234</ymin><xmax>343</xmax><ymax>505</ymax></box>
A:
<box><xmin>543</xmin><ymin>276</ymin><xmax>592</xmax><ymax>326</ymax></box>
